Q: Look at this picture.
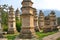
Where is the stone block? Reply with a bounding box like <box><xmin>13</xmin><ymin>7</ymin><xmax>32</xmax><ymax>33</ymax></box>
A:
<box><xmin>0</xmin><ymin>38</ymin><xmax>7</xmax><ymax>40</ymax></box>
<box><xmin>15</xmin><ymin>38</ymin><xmax>39</xmax><ymax>40</ymax></box>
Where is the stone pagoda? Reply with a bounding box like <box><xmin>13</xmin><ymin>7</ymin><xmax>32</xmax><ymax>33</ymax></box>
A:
<box><xmin>43</xmin><ymin>15</ymin><xmax>51</xmax><ymax>32</ymax></box>
<box><xmin>0</xmin><ymin>5</ymin><xmax>7</xmax><ymax>40</ymax></box>
<box><xmin>33</xmin><ymin>8</ymin><xmax>40</xmax><ymax>32</ymax></box>
<box><xmin>38</xmin><ymin>10</ymin><xmax>45</xmax><ymax>30</ymax></box>
<box><xmin>15</xmin><ymin>0</ymin><xmax>38</xmax><ymax>39</ymax></box>
<box><xmin>43</xmin><ymin>11</ymin><xmax>57</xmax><ymax>32</ymax></box>
<box><xmin>49</xmin><ymin>11</ymin><xmax>57</xmax><ymax>31</ymax></box>
<box><xmin>38</xmin><ymin>10</ymin><xmax>57</xmax><ymax>32</ymax></box>
<box><xmin>15</xmin><ymin>8</ymin><xmax>20</xmax><ymax>20</ymax></box>
<box><xmin>8</xmin><ymin>6</ymin><xmax>17</xmax><ymax>34</ymax></box>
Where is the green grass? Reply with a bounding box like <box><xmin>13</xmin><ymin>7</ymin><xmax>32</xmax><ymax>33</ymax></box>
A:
<box><xmin>36</xmin><ymin>31</ymin><xmax>57</xmax><ymax>40</ymax></box>
<box><xmin>4</xmin><ymin>31</ymin><xmax>57</xmax><ymax>40</ymax></box>
<box><xmin>6</xmin><ymin>34</ymin><xmax>16</xmax><ymax>40</ymax></box>
<box><xmin>57</xmin><ymin>37</ymin><xmax>60</xmax><ymax>40</ymax></box>
<box><xmin>5</xmin><ymin>33</ymin><xmax>19</xmax><ymax>40</ymax></box>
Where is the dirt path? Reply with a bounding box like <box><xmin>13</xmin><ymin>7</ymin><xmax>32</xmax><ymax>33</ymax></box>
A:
<box><xmin>42</xmin><ymin>32</ymin><xmax>60</xmax><ymax>40</ymax></box>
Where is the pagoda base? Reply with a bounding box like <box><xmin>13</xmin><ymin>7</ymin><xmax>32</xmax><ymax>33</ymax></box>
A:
<box><xmin>15</xmin><ymin>27</ymin><xmax>39</xmax><ymax>40</ymax></box>
<box><xmin>15</xmin><ymin>38</ymin><xmax>39</xmax><ymax>40</ymax></box>
<box><xmin>35</xmin><ymin>26</ymin><xmax>40</xmax><ymax>32</ymax></box>
<box><xmin>7</xmin><ymin>28</ymin><xmax>17</xmax><ymax>34</ymax></box>
<box><xmin>18</xmin><ymin>34</ymin><xmax>37</xmax><ymax>39</ymax></box>
<box><xmin>43</xmin><ymin>28</ymin><xmax>52</xmax><ymax>33</ymax></box>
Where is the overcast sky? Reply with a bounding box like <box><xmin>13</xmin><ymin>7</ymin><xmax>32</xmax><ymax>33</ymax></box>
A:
<box><xmin>33</xmin><ymin>0</ymin><xmax>60</xmax><ymax>10</ymax></box>
<box><xmin>0</xmin><ymin>0</ymin><xmax>60</xmax><ymax>17</ymax></box>
<box><xmin>0</xmin><ymin>0</ymin><xmax>60</xmax><ymax>10</ymax></box>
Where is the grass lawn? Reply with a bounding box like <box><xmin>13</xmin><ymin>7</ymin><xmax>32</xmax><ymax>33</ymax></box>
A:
<box><xmin>36</xmin><ymin>31</ymin><xmax>57</xmax><ymax>40</ymax></box>
<box><xmin>56</xmin><ymin>37</ymin><xmax>60</xmax><ymax>40</ymax></box>
<box><xmin>5</xmin><ymin>31</ymin><xmax>57</xmax><ymax>40</ymax></box>
<box><xmin>4</xmin><ymin>33</ymin><xmax>19</xmax><ymax>40</ymax></box>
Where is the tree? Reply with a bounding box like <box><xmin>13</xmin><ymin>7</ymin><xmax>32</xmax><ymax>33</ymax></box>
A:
<box><xmin>1</xmin><ymin>4</ymin><xmax>8</xmax><ymax>31</ymax></box>
<box><xmin>16</xmin><ymin>17</ymin><xmax>22</xmax><ymax>32</ymax></box>
<box><xmin>57</xmin><ymin>17</ymin><xmax>60</xmax><ymax>25</ymax></box>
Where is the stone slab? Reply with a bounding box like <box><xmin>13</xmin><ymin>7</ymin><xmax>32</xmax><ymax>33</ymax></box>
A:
<box><xmin>15</xmin><ymin>38</ymin><xmax>39</xmax><ymax>40</ymax></box>
<box><xmin>0</xmin><ymin>38</ymin><xmax>7</xmax><ymax>40</ymax></box>
<box><xmin>42</xmin><ymin>32</ymin><xmax>60</xmax><ymax>40</ymax></box>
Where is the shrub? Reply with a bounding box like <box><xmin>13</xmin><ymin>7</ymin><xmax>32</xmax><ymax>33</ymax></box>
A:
<box><xmin>16</xmin><ymin>20</ymin><xmax>22</xmax><ymax>32</ymax></box>
<box><xmin>2</xmin><ymin>24</ymin><xmax>8</xmax><ymax>31</ymax></box>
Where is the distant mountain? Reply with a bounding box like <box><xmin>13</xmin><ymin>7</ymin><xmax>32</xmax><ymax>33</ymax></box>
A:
<box><xmin>37</xmin><ymin>9</ymin><xmax>60</xmax><ymax>17</ymax></box>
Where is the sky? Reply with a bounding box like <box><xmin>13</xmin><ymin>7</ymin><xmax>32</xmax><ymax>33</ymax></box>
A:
<box><xmin>0</xmin><ymin>0</ymin><xmax>60</xmax><ymax>17</ymax></box>
<box><xmin>0</xmin><ymin>0</ymin><xmax>60</xmax><ymax>10</ymax></box>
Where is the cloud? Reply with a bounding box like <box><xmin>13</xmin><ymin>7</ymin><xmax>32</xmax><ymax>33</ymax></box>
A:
<box><xmin>33</xmin><ymin>0</ymin><xmax>60</xmax><ymax>10</ymax></box>
<box><xmin>0</xmin><ymin>0</ymin><xmax>60</xmax><ymax>10</ymax></box>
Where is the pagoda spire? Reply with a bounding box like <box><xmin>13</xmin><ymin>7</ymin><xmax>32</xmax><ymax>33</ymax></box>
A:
<box><xmin>15</xmin><ymin>8</ymin><xmax>20</xmax><ymax>20</ymax></box>
<box><xmin>38</xmin><ymin>10</ymin><xmax>45</xmax><ymax>29</ymax></box>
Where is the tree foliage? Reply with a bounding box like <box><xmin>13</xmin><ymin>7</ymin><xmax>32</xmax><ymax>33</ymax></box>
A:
<box><xmin>16</xmin><ymin>17</ymin><xmax>22</xmax><ymax>32</ymax></box>
<box><xmin>1</xmin><ymin>9</ymin><xmax>8</xmax><ymax>31</ymax></box>
<box><xmin>57</xmin><ymin>17</ymin><xmax>60</xmax><ymax>26</ymax></box>
<box><xmin>0</xmin><ymin>4</ymin><xmax>8</xmax><ymax>31</ymax></box>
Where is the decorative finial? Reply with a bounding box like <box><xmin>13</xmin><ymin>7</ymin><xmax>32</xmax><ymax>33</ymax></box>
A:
<box><xmin>9</xmin><ymin>5</ymin><xmax>14</xmax><ymax>10</ymax></box>
<box><xmin>39</xmin><ymin>10</ymin><xmax>44</xmax><ymax>16</ymax></box>
<box><xmin>50</xmin><ymin>10</ymin><xmax>55</xmax><ymax>15</ymax></box>
<box><xmin>39</xmin><ymin>10</ymin><xmax>43</xmax><ymax>14</ymax></box>
<box><xmin>10</xmin><ymin>5</ymin><xmax>13</xmax><ymax>8</ymax></box>
<box><xmin>16</xmin><ymin>8</ymin><xmax>19</xmax><ymax>12</ymax></box>
<box><xmin>40</xmin><ymin>10</ymin><xmax>42</xmax><ymax>13</ymax></box>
